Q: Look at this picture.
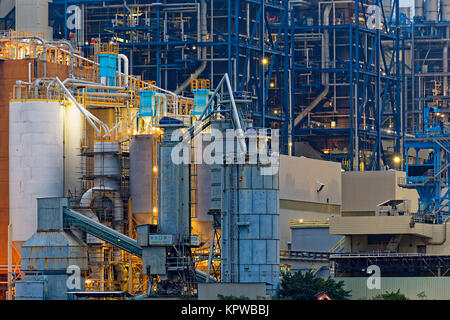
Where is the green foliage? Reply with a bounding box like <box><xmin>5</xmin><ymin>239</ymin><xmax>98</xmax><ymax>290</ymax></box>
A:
<box><xmin>372</xmin><ymin>289</ymin><xmax>409</xmax><ymax>300</ymax></box>
<box><xmin>217</xmin><ymin>294</ymin><xmax>250</xmax><ymax>300</ymax></box>
<box><xmin>279</xmin><ymin>271</ymin><xmax>351</xmax><ymax>300</ymax></box>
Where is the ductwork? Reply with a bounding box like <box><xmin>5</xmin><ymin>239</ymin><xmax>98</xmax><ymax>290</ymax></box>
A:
<box><xmin>174</xmin><ymin>0</ymin><xmax>208</xmax><ymax>95</ymax></box>
<box><xmin>294</xmin><ymin>4</ymin><xmax>331</xmax><ymax>127</ymax></box>
<box><xmin>79</xmin><ymin>186</ymin><xmax>124</xmax><ymax>261</ymax></box>
<box><xmin>118</xmin><ymin>53</ymin><xmax>129</xmax><ymax>87</ymax></box>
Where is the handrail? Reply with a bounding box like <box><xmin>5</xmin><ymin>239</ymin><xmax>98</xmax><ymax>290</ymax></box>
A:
<box><xmin>290</xmin><ymin>217</ymin><xmax>330</xmax><ymax>227</ymax></box>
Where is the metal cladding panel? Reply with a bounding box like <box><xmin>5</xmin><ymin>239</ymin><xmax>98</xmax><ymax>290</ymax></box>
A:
<box><xmin>9</xmin><ymin>100</ymin><xmax>64</xmax><ymax>243</ymax></box>
<box><xmin>21</xmin><ymin>231</ymin><xmax>88</xmax><ymax>271</ymax></box>
<box><xmin>442</xmin><ymin>0</ymin><xmax>450</xmax><ymax>20</ymax></box>
<box><xmin>93</xmin><ymin>141</ymin><xmax>120</xmax><ymax>190</ymax></box>
<box><xmin>37</xmin><ymin>198</ymin><xmax>68</xmax><ymax>231</ymax></box>
<box><xmin>252</xmin><ymin>240</ymin><xmax>267</xmax><ymax>265</ymax></box>
<box><xmin>142</xmin><ymin>247</ymin><xmax>166</xmax><ymax>275</ymax></box>
<box><xmin>15</xmin><ymin>280</ymin><xmax>45</xmax><ymax>300</ymax></box>
<box><xmin>291</xmin><ymin>226</ymin><xmax>343</xmax><ymax>252</ymax></box>
<box><xmin>194</xmin><ymin>161</ymin><xmax>213</xmax><ymax>222</ymax></box>
<box><xmin>259</xmin><ymin>215</ymin><xmax>273</xmax><ymax>239</ymax></box>
<box><xmin>252</xmin><ymin>190</ymin><xmax>267</xmax><ymax>213</ymax></box>
<box><xmin>238</xmin><ymin>190</ymin><xmax>252</xmax><ymax>214</ymax></box>
<box><xmin>159</xmin><ymin>126</ymin><xmax>190</xmax><ymax>240</ymax></box>
<box><xmin>239</xmin><ymin>264</ymin><xmax>259</xmax><ymax>283</ymax></box>
<box><xmin>425</xmin><ymin>0</ymin><xmax>438</xmax><ymax>20</ymax></box>
<box><xmin>267</xmin><ymin>190</ymin><xmax>278</xmax><ymax>214</ymax></box>
<box><xmin>130</xmin><ymin>135</ymin><xmax>154</xmax><ymax>225</ymax></box>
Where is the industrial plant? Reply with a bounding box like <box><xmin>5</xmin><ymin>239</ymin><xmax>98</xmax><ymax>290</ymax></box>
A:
<box><xmin>2</xmin><ymin>0</ymin><xmax>450</xmax><ymax>301</ymax></box>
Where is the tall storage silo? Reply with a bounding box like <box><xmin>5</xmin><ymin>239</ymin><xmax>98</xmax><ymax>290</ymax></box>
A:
<box><xmin>416</xmin><ymin>0</ymin><xmax>424</xmax><ymax>17</ymax></box>
<box><xmin>442</xmin><ymin>0</ymin><xmax>450</xmax><ymax>20</ymax></box>
<box><xmin>9</xmin><ymin>100</ymin><xmax>64</xmax><ymax>245</ymax></box>
<box><xmin>210</xmin><ymin>119</ymin><xmax>280</xmax><ymax>296</ymax></box>
<box><xmin>130</xmin><ymin>134</ymin><xmax>156</xmax><ymax>225</ymax></box>
<box><xmin>192</xmin><ymin>133</ymin><xmax>213</xmax><ymax>241</ymax></box>
<box><xmin>425</xmin><ymin>0</ymin><xmax>439</xmax><ymax>21</ymax></box>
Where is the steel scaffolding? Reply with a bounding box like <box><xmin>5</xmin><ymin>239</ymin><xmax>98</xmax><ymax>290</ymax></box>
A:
<box><xmin>49</xmin><ymin>0</ymin><xmax>405</xmax><ymax>169</ymax></box>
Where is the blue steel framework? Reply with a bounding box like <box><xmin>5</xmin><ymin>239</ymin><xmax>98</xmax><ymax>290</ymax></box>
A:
<box><xmin>49</xmin><ymin>0</ymin><xmax>404</xmax><ymax>170</ymax></box>
<box><xmin>50</xmin><ymin>0</ymin><xmax>292</xmax><ymax>153</ymax></box>
<box><xmin>401</xmin><ymin>107</ymin><xmax>450</xmax><ymax>223</ymax></box>
<box><xmin>291</xmin><ymin>0</ymin><xmax>404</xmax><ymax>170</ymax></box>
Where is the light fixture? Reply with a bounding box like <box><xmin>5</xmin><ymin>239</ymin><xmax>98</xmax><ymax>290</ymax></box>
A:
<box><xmin>270</xmin><ymin>82</ymin><xmax>275</xmax><ymax>88</ymax></box>
<box><xmin>262</xmin><ymin>57</ymin><xmax>269</xmax><ymax>65</ymax></box>
<box><xmin>393</xmin><ymin>156</ymin><xmax>401</xmax><ymax>164</ymax></box>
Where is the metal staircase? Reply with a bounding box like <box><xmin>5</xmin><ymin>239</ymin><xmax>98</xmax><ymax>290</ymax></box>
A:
<box><xmin>310</xmin><ymin>237</ymin><xmax>345</xmax><ymax>275</ymax></box>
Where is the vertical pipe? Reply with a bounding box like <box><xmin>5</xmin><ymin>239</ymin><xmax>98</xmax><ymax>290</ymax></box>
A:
<box><xmin>355</xmin><ymin>1</ymin><xmax>360</xmax><ymax>170</ymax></box>
<box><xmin>235</xmin><ymin>0</ymin><xmax>239</xmax><ymax>91</ymax></box>
<box><xmin>349</xmin><ymin>25</ymin><xmax>354</xmax><ymax>170</ymax></box>
<box><xmin>156</xmin><ymin>5</ymin><xmax>161</xmax><ymax>86</ymax></box>
<box><xmin>260</xmin><ymin>0</ymin><xmax>265</xmax><ymax>127</ymax></box>
<box><xmin>444</xmin><ymin>27</ymin><xmax>449</xmax><ymax>96</ymax></box>
<box><xmin>128</xmin><ymin>198</ymin><xmax>133</xmax><ymax>294</ymax></box>
<box><xmin>227</xmin><ymin>0</ymin><xmax>232</xmax><ymax>78</ymax></box>
<box><xmin>412</xmin><ymin>22</ymin><xmax>416</xmax><ymax>133</ymax></box>
<box><xmin>28</xmin><ymin>62</ymin><xmax>32</xmax><ymax>83</ymax></box>
<box><xmin>7</xmin><ymin>224</ymin><xmax>12</xmax><ymax>300</ymax></box>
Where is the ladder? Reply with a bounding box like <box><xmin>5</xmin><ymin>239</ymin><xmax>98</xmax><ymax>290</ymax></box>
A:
<box><xmin>310</xmin><ymin>237</ymin><xmax>344</xmax><ymax>275</ymax></box>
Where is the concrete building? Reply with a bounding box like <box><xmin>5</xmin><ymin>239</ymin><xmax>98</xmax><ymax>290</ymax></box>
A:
<box><xmin>341</xmin><ymin>170</ymin><xmax>419</xmax><ymax>216</ymax></box>
<box><xmin>279</xmin><ymin>155</ymin><xmax>342</xmax><ymax>250</ymax></box>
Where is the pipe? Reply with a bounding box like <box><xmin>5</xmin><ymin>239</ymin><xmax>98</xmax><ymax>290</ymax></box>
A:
<box><xmin>50</xmin><ymin>77</ymin><xmax>110</xmax><ymax>134</ymax></box>
<box><xmin>47</xmin><ymin>40</ymin><xmax>75</xmax><ymax>78</ymax></box>
<box><xmin>427</xmin><ymin>216</ymin><xmax>450</xmax><ymax>245</ymax></box>
<box><xmin>118</xmin><ymin>54</ymin><xmax>129</xmax><ymax>87</ymax></box>
<box><xmin>294</xmin><ymin>4</ymin><xmax>331</xmax><ymax>127</ymax></box>
<box><xmin>28</xmin><ymin>62</ymin><xmax>32</xmax><ymax>83</ymax></box>
<box><xmin>182</xmin><ymin>74</ymin><xmax>246</xmax><ymax>155</ymax></box>
<box><xmin>17</xmin><ymin>36</ymin><xmax>46</xmax><ymax>77</ymax></box>
<box><xmin>174</xmin><ymin>0</ymin><xmax>208</xmax><ymax>95</ymax></box>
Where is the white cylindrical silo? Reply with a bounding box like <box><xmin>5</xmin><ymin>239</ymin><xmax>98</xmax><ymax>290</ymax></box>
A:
<box><xmin>9</xmin><ymin>100</ymin><xmax>64</xmax><ymax>243</ymax></box>
<box><xmin>425</xmin><ymin>0</ymin><xmax>439</xmax><ymax>21</ymax></box>
<box><xmin>64</xmin><ymin>102</ymin><xmax>83</xmax><ymax>196</ymax></box>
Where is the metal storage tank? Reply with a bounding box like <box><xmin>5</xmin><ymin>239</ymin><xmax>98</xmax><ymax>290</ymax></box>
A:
<box><xmin>425</xmin><ymin>0</ymin><xmax>439</xmax><ymax>21</ymax></box>
<box><xmin>158</xmin><ymin>124</ymin><xmax>190</xmax><ymax>241</ymax></box>
<box><xmin>416</xmin><ymin>0</ymin><xmax>424</xmax><ymax>17</ymax></box>
<box><xmin>192</xmin><ymin>134</ymin><xmax>213</xmax><ymax>241</ymax></box>
<box><xmin>9</xmin><ymin>100</ymin><xmax>64</xmax><ymax>244</ymax></box>
<box><xmin>64</xmin><ymin>102</ymin><xmax>83</xmax><ymax>196</ymax></box>
<box><xmin>210</xmin><ymin>119</ymin><xmax>280</xmax><ymax>296</ymax></box>
<box><xmin>130</xmin><ymin>134</ymin><xmax>156</xmax><ymax>225</ymax></box>
<box><xmin>441</xmin><ymin>0</ymin><xmax>450</xmax><ymax>21</ymax></box>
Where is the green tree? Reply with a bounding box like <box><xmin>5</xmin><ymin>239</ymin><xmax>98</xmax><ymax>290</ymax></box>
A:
<box><xmin>372</xmin><ymin>289</ymin><xmax>409</xmax><ymax>300</ymax></box>
<box><xmin>279</xmin><ymin>271</ymin><xmax>351</xmax><ymax>300</ymax></box>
